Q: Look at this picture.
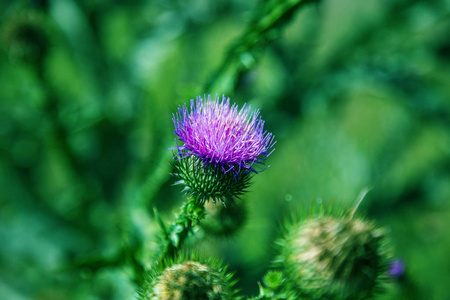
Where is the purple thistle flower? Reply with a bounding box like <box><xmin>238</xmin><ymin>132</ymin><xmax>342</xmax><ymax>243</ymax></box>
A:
<box><xmin>388</xmin><ymin>259</ymin><xmax>405</xmax><ymax>279</ymax></box>
<box><xmin>172</xmin><ymin>94</ymin><xmax>275</xmax><ymax>175</ymax></box>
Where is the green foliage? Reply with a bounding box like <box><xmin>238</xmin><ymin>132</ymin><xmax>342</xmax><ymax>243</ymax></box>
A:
<box><xmin>157</xmin><ymin>197</ymin><xmax>206</xmax><ymax>265</ymax></box>
<box><xmin>249</xmin><ymin>271</ymin><xmax>298</xmax><ymax>300</ymax></box>
<box><xmin>201</xmin><ymin>200</ymin><xmax>247</xmax><ymax>237</ymax></box>
<box><xmin>1</xmin><ymin>0</ymin><xmax>450</xmax><ymax>299</ymax></box>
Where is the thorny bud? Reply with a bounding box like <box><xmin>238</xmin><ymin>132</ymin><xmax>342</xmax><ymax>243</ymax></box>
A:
<box><xmin>278</xmin><ymin>215</ymin><xmax>390</xmax><ymax>300</ymax></box>
<box><xmin>138</xmin><ymin>257</ymin><xmax>237</xmax><ymax>300</ymax></box>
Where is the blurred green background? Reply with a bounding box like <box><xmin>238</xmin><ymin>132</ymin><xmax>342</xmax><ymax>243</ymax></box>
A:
<box><xmin>1</xmin><ymin>0</ymin><xmax>450</xmax><ymax>299</ymax></box>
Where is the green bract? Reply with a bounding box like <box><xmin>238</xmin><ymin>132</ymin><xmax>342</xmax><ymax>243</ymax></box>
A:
<box><xmin>173</xmin><ymin>154</ymin><xmax>252</xmax><ymax>205</ymax></box>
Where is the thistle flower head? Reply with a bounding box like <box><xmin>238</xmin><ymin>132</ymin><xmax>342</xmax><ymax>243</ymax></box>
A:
<box><xmin>277</xmin><ymin>204</ymin><xmax>391</xmax><ymax>300</ymax></box>
<box><xmin>173</xmin><ymin>94</ymin><xmax>275</xmax><ymax>174</ymax></box>
<box><xmin>138</xmin><ymin>255</ymin><xmax>238</xmax><ymax>300</ymax></box>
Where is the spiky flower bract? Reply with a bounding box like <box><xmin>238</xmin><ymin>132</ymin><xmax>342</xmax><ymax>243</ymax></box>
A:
<box><xmin>276</xmin><ymin>202</ymin><xmax>391</xmax><ymax>300</ymax></box>
<box><xmin>173</xmin><ymin>94</ymin><xmax>275</xmax><ymax>175</ymax></box>
<box><xmin>172</xmin><ymin>154</ymin><xmax>251</xmax><ymax>205</ymax></box>
<box><xmin>137</xmin><ymin>254</ymin><xmax>239</xmax><ymax>300</ymax></box>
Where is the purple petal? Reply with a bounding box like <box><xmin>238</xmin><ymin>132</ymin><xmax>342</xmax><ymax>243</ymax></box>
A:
<box><xmin>172</xmin><ymin>94</ymin><xmax>276</xmax><ymax>174</ymax></box>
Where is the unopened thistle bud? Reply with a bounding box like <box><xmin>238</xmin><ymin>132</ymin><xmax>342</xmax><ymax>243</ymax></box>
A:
<box><xmin>278</xmin><ymin>213</ymin><xmax>390</xmax><ymax>300</ymax></box>
<box><xmin>171</xmin><ymin>94</ymin><xmax>275</xmax><ymax>205</ymax></box>
<box><xmin>201</xmin><ymin>200</ymin><xmax>247</xmax><ymax>236</ymax></box>
<box><xmin>138</xmin><ymin>256</ymin><xmax>238</xmax><ymax>300</ymax></box>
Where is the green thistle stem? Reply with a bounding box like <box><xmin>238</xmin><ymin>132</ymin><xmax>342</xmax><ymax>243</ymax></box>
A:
<box><xmin>159</xmin><ymin>197</ymin><xmax>206</xmax><ymax>263</ymax></box>
<box><xmin>204</xmin><ymin>0</ymin><xmax>318</xmax><ymax>93</ymax></box>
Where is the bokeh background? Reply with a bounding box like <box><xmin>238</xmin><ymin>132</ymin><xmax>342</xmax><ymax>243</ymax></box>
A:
<box><xmin>1</xmin><ymin>0</ymin><xmax>450</xmax><ymax>299</ymax></box>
